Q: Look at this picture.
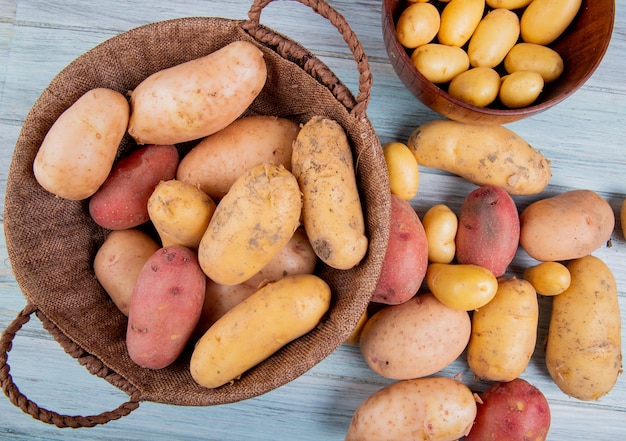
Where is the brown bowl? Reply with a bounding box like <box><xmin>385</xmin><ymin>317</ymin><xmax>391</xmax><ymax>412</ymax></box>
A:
<box><xmin>382</xmin><ymin>0</ymin><xmax>615</xmax><ymax>125</ymax></box>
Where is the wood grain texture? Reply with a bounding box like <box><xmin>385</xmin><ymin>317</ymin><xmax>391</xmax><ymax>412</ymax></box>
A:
<box><xmin>1</xmin><ymin>0</ymin><xmax>625</xmax><ymax>439</ymax></box>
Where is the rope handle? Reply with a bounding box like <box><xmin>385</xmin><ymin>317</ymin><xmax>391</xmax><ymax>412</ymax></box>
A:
<box><xmin>0</xmin><ymin>303</ymin><xmax>140</xmax><ymax>428</ymax></box>
<box><xmin>244</xmin><ymin>0</ymin><xmax>373</xmax><ymax>117</ymax></box>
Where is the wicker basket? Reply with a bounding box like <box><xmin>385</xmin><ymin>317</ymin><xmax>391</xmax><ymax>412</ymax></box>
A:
<box><xmin>0</xmin><ymin>0</ymin><xmax>390</xmax><ymax>428</ymax></box>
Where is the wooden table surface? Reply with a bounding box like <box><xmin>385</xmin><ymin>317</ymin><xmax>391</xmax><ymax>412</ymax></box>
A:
<box><xmin>1</xmin><ymin>0</ymin><xmax>624</xmax><ymax>439</ymax></box>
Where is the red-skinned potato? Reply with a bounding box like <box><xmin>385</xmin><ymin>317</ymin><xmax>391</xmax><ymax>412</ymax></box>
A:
<box><xmin>370</xmin><ymin>195</ymin><xmax>428</xmax><ymax>305</ymax></box>
<box><xmin>455</xmin><ymin>185</ymin><xmax>520</xmax><ymax>277</ymax></box>
<box><xmin>89</xmin><ymin>144</ymin><xmax>179</xmax><ymax>229</ymax></box>
<box><xmin>126</xmin><ymin>246</ymin><xmax>206</xmax><ymax>369</ymax></box>
<box><xmin>466</xmin><ymin>378</ymin><xmax>551</xmax><ymax>441</ymax></box>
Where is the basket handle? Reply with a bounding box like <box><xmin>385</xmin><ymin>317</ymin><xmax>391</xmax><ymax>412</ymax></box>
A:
<box><xmin>245</xmin><ymin>0</ymin><xmax>373</xmax><ymax>117</ymax></box>
<box><xmin>0</xmin><ymin>303</ymin><xmax>141</xmax><ymax>428</ymax></box>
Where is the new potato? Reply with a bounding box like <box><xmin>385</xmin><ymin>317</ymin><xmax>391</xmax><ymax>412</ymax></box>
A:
<box><xmin>176</xmin><ymin>115</ymin><xmax>299</xmax><ymax>200</ymax></box>
<box><xmin>198</xmin><ymin>163</ymin><xmax>301</xmax><ymax>285</ymax></box>
<box><xmin>448</xmin><ymin>66</ymin><xmax>501</xmax><ymax>108</ymax></box>
<box><xmin>467</xmin><ymin>8</ymin><xmax>520</xmax><ymax>68</ymax></box>
<box><xmin>395</xmin><ymin>2</ymin><xmax>440</xmax><ymax>49</ymax></box>
<box><xmin>407</xmin><ymin>120</ymin><xmax>551</xmax><ymax>195</ymax></box>
<box><xmin>504</xmin><ymin>43</ymin><xmax>564</xmax><ymax>83</ymax></box>
<box><xmin>128</xmin><ymin>41</ymin><xmax>267</xmax><ymax>145</ymax></box>
<box><xmin>292</xmin><ymin>116</ymin><xmax>368</xmax><ymax>270</ymax></box>
<box><xmin>190</xmin><ymin>274</ymin><xmax>331</xmax><ymax>389</ymax></box>
<box><xmin>523</xmin><ymin>261</ymin><xmax>571</xmax><ymax>296</ymax></box>
<box><xmin>383</xmin><ymin>142</ymin><xmax>419</xmax><ymax>200</ymax></box>
<box><xmin>360</xmin><ymin>293</ymin><xmax>471</xmax><ymax>380</ymax></box>
<box><xmin>33</xmin><ymin>88</ymin><xmax>129</xmax><ymax>200</ymax></box>
<box><xmin>147</xmin><ymin>179</ymin><xmax>217</xmax><ymax>249</ymax></box>
<box><xmin>546</xmin><ymin>255</ymin><xmax>622</xmax><ymax>401</ymax></box>
<box><xmin>345</xmin><ymin>377</ymin><xmax>477</xmax><ymax>441</ymax></box>
<box><xmin>411</xmin><ymin>43</ymin><xmax>470</xmax><ymax>84</ymax></box>
<box><xmin>521</xmin><ymin>0</ymin><xmax>582</xmax><ymax>45</ymax></box>
<box><xmin>426</xmin><ymin>263</ymin><xmax>498</xmax><ymax>311</ymax></box>
<box><xmin>519</xmin><ymin>189</ymin><xmax>614</xmax><ymax>261</ymax></box>
<box><xmin>499</xmin><ymin>71</ymin><xmax>544</xmax><ymax>109</ymax></box>
<box><xmin>438</xmin><ymin>0</ymin><xmax>485</xmax><ymax>47</ymax></box>
<box><xmin>422</xmin><ymin>204</ymin><xmax>458</xmax><ymax>263</ymax></box>
<box><xmin>467</xmin><ymin>277</ymin><xmax>539</xmax><ymax>382</ymax></box>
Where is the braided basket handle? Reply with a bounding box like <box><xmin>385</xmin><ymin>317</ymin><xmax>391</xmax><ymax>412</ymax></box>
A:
<box><xmin>245</xmin><ymin>0</ymin><xmax>373</xmax><ymax>117</ymax></box>
<box><xmin>0</xmin><ymin>303</ymin><xmax>140</xmax><ymax>428</ymax></box>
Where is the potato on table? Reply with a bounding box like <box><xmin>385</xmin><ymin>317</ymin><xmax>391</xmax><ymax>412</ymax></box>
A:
<box><xmin>126</xmin><ymin>246</ymin><xmax>206</xmax><ymax>369</ymax></box>
<box><xmin>519</xmin><ymin>189</ymin><xmax>615</xmax><ymax>262</ymax></box>
<box><xmin>546</xmin><ymin>255</ymin><xmax>622</xmax><ymax>401</ymax></box>
<box><xmin>89</xmin><ymin>144</ymin><xmax>179</xmax><ymax>230</ymax></box>
<box><xmin>407</xmin><ymin>120</ymin><xmax>551</xmax><ymax>195</ymax></box>
<box><xmin>455</xmin><ymin>185</ymin><xmax>520</xmax><ymax>277</ymax></box>
<box><xmin>466</xmin><ymin>378</ymin><xmax>551</xmax><ymax>441</ymax></box>
<box><xmin>371</xmin><ymin>195</ymin><xmax>427</xmax><ymax>305</ymax></box>
<box><xmin>359</xmin><ymin>293</ymin><xmax>471</xmax><ymax>380</ymax></box>
<box><xmin>467</xmin><ymin>277</ymin><xmax>539</xmax><ymax>381</ymax></box>
<box><xmin>345</xmin><ymin>376</ymin><xmax>477</xmax><ymax>441</ymax></box>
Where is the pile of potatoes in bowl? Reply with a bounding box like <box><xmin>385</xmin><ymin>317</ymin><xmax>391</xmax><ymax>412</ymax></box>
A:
<box><xmin>395</xmin><ymin>0</ymin><xmax>578</xmax><ymax>108</ymax></box>
<box><xmin>32</xmin><ymin>40</ymin><xmax>370</xmax><ymax>390</ymax></box>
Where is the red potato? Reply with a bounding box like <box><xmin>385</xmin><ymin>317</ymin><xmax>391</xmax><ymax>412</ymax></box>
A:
<box><xmin>455</xmin><ymin>186</ymin><xmax>520</xmax><ymax>277</ymax></box>
<box><xmin>89</xmin><ymin>144</ymin><xmax>179</xmax><ymax>229</ymax></box>
<box><xmin>371</xmin><ymin>195</ymin><xmax>428</xmax><ymax>305</ymax></box>
<box><xmin>466</xmin><ymin>378</ymin><xmax>551</xmax><ymax>441</ymax></box>
<box><xmin>126</xmin><ymin>246</ymin><xmax>206</xmax><ymax>369</ymax></box>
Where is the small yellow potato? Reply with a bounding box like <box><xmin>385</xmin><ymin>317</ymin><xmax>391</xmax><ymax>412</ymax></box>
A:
<box><xmin>467</xmin><ymin>277</ymin><xmax>539</xmax><ymax>381</ymax></box>
<box><xmin>292</xmin><ymin>116</ymin><xmax>368</xmax><ymax>270</ymax></box>
<box><xmin>426</xmin><ymin>263</ymin><xmax>498</xmax><ymax>311</ymax></box>
<box><xmin>438</xmin><ymin>0</ymin><xmax>485</xmax><ymax>47</ymax></box>
<box><xmin>396</xmin><ymin>2</ymin><xmax>441</xmax><ymax>49</ymax></box>
<box><xmin>486</xmin><ymin>0</ymin><xmax>533</xmax><ymax>8</ymax></box>
<box><xmin>448</xmin><ymin>67</ymin><xmax>501</xmax><ymax>108</ymax></box>
<box><xmin>198</xmin><ymin>163</ymin><xmax>301</xmax><ymax>285</ymax></box>
<box><xmin>523</xmin><ymin>261</ymin><xmax>571</xmax><ymax>296</ymax></box>
<box><xmin>422</xmin><ymin>204</ymin><xmax>458</xmax><ymax>263</ymax></box>
<box><xmin>411</xmin><ymin>43</ymin><xmax>470</xmax><ymax>84</ymax></box>
<box><xmin>359</xmin><ymin>293</ymin><xmax>471</xmax><ymax>380</ymax></box>
<box><xmin>468</xmin><ymin>8</ymin><xmax>520</xmax><ymax>68</ymax></box>
<box><xmin>147</xmin><ymin>179</ymin><xmax>216</xmax><ymax>249</ymax></box>
<box><xmin>407</xmin><ymin>119</ymin><xmax>552</xmax><ymax>195</ymax></box>
<box><xmin>499</xmin><ymin>71</ymin><xmax>544</xmax><ymax>108</ymax></box>
<box><xmin>93</xmin><ymin>229</ymin><xmax>160</xmax><ymax>316</ymax></box>
<box><xmin>504</xmin><ymin>43</ymin><xmax>565</xmax><ymax>83</ymax></box>
<box><xmin>33</xmin><ymin>88</ymin><xmax>129</xmax><ymax>200</ymax></box>
<box><xmin>128</xmin><ymin>41</ymin><xmax>267</xmax><ymax>145</ymax></box>
<box><xmin>190</xmin><ymin>274</ymin><xmax>331</xmax><ymax>388</ymax></box>
<box><xmin>546</xmin><ymin>255</ymin><xmax>622</xmax><ymax>401</ymax></box>
<box><xmin>176</xmin><ymin>115</ymin><xmax>299</xmax><ymax>200</ymax></box>
<box><xmin>519</xmin><ymin>189</ymin><xmax>615</xmax><ymax>262</ymax></box>
<box><xmin>345</xmin><ymin>377</ymin><xmax>477</xmax><ymax>441</ymax></box>
<box><xmin>521</xmin><ymin>0</ymin><xmax>582</xmax><ymax>45</ymax></box>
<box><xmin>383</xmin><ymin>141</ymin><xmax>419</xmax><ymax>200</ymax></box>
